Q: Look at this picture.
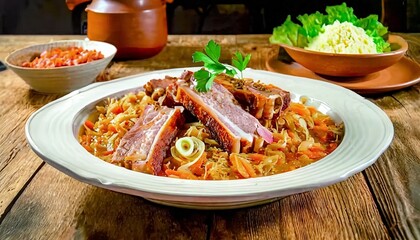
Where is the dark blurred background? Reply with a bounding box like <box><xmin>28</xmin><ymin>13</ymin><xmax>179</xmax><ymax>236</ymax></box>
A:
<box><xmin>0</xmin><ymin>0</ymin><xmax>418</xmax><ymax>35</ymax></box>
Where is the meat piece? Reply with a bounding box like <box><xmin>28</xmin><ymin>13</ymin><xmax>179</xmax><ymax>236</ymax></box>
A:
<box><xmin>142</xmin><ymin>71</ymin><xmax>197</xmax><ymax>107</ymax></box>
<box><xmin>175</xmin><ymin>82</ymin><xmax>273</xmax><ymax>153</ymax></box>
<box><xmin>143</xmin><ymin>76</ymin><xmax>179</xmax><ymax>106</ymax></box>
<box><xmin>112</xmin><ymin>105</ymin><xmax>185</xmax><ymax>175</ymax></box>
<box><xmin>143</xmin><ymin>76</ymin><xmax>176</xmax><ymax>96</ymax></box>
<box><xmin>179</xmin><ymin>70</ymin><xmax>194</xmax><ymax>81</ymax></box>
<box><xmin>214</xmin><ymin>73</ymin><xmax>291</xmax><ymax>120</ymax></box>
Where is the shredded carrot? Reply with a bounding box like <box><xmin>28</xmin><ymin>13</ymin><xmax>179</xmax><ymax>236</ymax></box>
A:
<box><xmin>327</xmin><ymin>142</ymin><xmax>339</xmax><ymax>153</ymax></box>
<box><xmin>189</xmin><ymin>154</ymin><xmax>207</xmax><ymax>176</ymax></box>
<box><xmin>230</xmin><ymin>154</ymin><xmax>257</xmax><ymax>178</ymax></box>
<box><xmin>107</xmin><ymin>124</ymin><xmax>117</xmax><ymax>133</ymax></box>
<box><xmin>289</xmin><ymin>103</ymin><xmax>310</xmax><ymax>117</ymax></box>
<box><xmin>102</xmin><ymin>150</ymin><xmax>114</xmax><ymax>156</ymax></box>
<box><xmin>21</xmin><ymin>47</ymin><xmax>104</xmax><ymax>68</ymax></box>
<box><xmin>248</xmin><ymin>153</ymin><xmax>265</xmax><ymax>163</ymax></box>
<box><xmin>85</xmin><ymin>120</ymin><xmax>95</xmax><ymax>130</ymax></box>
<box><xmin>308</xmin><ymin>106</ymin><xmax>318</xmax><ymax>115</ymax></box>
<box><xmin>312</xmin><ymin>124</ymin><xmax>329</xmax><ymax>142</ymax></box>
<box><xmin>239</xmin><ymin>157</ymin><xmax>257</xmax><ymax>178</ymax></box>
<box><xmin>301</xmin><ymin>149</ymin><xmax>326</xmax><ymax>159</ymax></box>
<box><xmin>165</xmin><ymin>169</ymin><xmax>198</xmax><ymax>180</ymax></box>
<box><xmin>111</xmin><ymin>105</ymin><xmax>123</xmax><ymax>115</ymax></box>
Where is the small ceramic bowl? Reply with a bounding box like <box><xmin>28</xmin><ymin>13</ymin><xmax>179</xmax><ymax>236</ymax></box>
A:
<box><xmin>5</xmin><ymin>40</ymin><xmax>117</xmax><ymax>93</ymax></box>
<box><xmin>279</xmin><ymin>34</ymin><xmax>408</xmax><ymax>77</ymax></box>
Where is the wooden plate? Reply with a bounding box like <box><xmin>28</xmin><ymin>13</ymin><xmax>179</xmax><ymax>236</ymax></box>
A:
<box><xmin>266</xmin><ymin>54</ymin><xmax>420</xmax><ymax>95</ymax></box>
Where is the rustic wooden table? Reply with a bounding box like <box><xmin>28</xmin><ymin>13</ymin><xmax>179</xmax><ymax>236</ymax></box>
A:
<box><xmin>0</xmin><ymin>34</ymin><xmax>419</xmax><ymax>239</ymax></box>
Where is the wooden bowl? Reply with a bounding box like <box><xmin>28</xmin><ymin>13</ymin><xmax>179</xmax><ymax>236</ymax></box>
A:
<box><xmin>279</xmin><ymin>34</ymin><xmax>408</xmax><ymax>77</ymax></box>
<box><xmin>5</xmin><ymin>40</ymin><xmax>116</xmax><ymax>94</ymax></box>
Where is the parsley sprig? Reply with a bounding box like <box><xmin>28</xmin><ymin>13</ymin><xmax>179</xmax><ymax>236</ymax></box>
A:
<box><xmin>192</xmin><ymin>40</ymin><xmax>251</xmax><ymax>92</ymax></box>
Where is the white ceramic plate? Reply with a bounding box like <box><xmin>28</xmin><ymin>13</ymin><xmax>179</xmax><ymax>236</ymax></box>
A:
<box><xmin>25</xmin><ymin>68</ymin><xmax>394</xmax><ymax>210</ymax></box>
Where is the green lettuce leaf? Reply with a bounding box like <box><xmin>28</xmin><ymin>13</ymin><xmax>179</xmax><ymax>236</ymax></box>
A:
<box><xmin>325</xmin><ymin>2</ymin><xmax>358</xmax><ymax>24</ymax></box>
<box><xmin>297</xmin><ymin>11</ymin><xmax>327</xmax><ymax>40</ymax></box>
<box><xmin>269</xmin><ymin>15</ymin><xmax>308</xmax><ymax>48</ymax></box>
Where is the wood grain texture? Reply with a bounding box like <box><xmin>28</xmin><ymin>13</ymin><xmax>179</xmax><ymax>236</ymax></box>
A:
<box><xmin>0</xmin><ymin>34</ymin><xmax>419</xmax><ymax>239</ymax></box>
<box><xmin>364</xmin><ymin>88</ymin><xmax>420</xmax><ymax>239</ymax></box>
<box><xmin>0</xmin><ymin>68</ymin><xmax>61</xmax><ymax>220</ymax></box>
<box><xmin>362</xmin><ymin>33</ymin><xmax>420</xmax><ymax>239</ymax></box>
<box><xmin>210</xmin><ymin>175</ymin><xmax>389</xmax><ymax>240</ymax></box>
<box><xmin>0</xmin><ymin>165</ymin><xmax>210</xmax><ymax>240</ymax></box>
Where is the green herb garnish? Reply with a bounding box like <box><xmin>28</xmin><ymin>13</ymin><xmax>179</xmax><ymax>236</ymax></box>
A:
<box><xmin>192</xmin><ymin>40</ymin><xmax>250</xmax><ymax>92</ymax></box>
<box><xmin>269</xmin><ymin>2</ymin><xmax>390</xmax><ymax>53</ymax></box>
<box><xmin>232</xmin><ymin>51</ymin><xmax>251</xmax><ymax>79</ymax></box>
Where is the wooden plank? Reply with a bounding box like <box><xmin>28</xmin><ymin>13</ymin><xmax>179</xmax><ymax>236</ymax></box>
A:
<box><xmin>0</xmin><ymin>164</ymin><xmax>210</xmax><ymax>239</ymax></box>
<box><xmin>210</xmin><ymin>174</ymin><xmax>389</xmax><ymax>239</ymax></box>
<box><xmin>0</xmin><ymin>35</ymin><xmax>73</xmax><ymax>222</ymax></box>
<box><xmin>0</xmin><ymin>69</ymin><xmax>61</xmax><ymax>220</ymax></box>
<box><xmin>364</xmin><ymin>86</ymin><xmax>420</xmax><ymax>239</ymax></box>
<box><xmin>362</xmin><ymin>33</ymin><xmax>420</xmax><ymax>239</ymax></box>
<box><xmin>0</xmin><ymin>166</ymin><xmax>390</xmax><ymax>239</ymax></box>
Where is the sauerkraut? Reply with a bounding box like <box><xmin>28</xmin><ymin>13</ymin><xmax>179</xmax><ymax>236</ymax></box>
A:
<box><xmin>79</xmin><ymin>89</ymin><xmax>344</xmax><ymax>180</ymax></box>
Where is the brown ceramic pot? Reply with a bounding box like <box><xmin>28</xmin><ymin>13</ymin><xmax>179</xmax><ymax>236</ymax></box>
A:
<box><xmin>66</xmin><ymin>0</ymin><xmax>168</xmax><ymax>59</ymax></box>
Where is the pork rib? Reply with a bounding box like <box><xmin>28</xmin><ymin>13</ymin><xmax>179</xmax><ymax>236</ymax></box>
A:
<box><xmin>112</xmin><ymin>105</ymin><xmax>185</xmax><ymax>175</ymax></box>
<box><xmin>143</xmin><ymin>76</ymin><xmax>178</xmax><ymax>106</ymax></box>
<box><xmin>214</xmin><ymin>73</ymin><xmax>291</xmax><ymax>120</ymax></box>
<box><xmin>175</xmin><ymin>82</ymin><xmax>273</xmax><ymax>153</ymax></box>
